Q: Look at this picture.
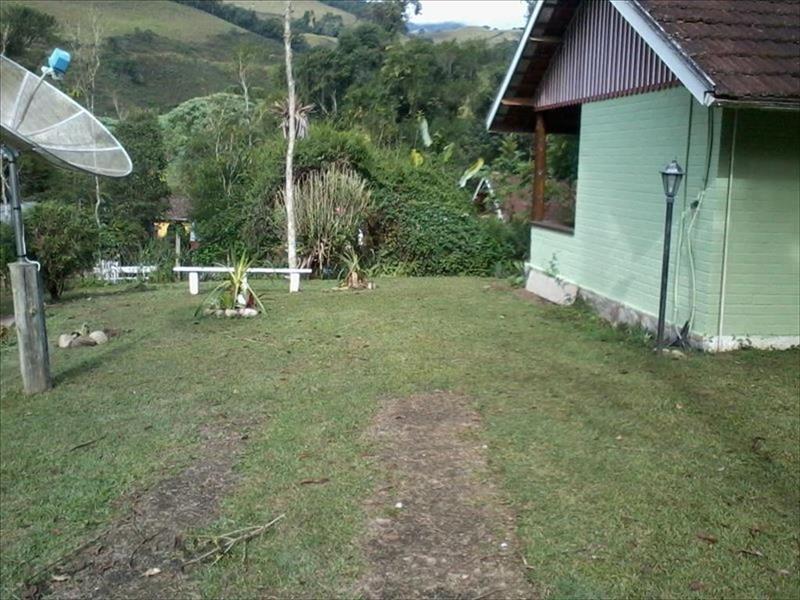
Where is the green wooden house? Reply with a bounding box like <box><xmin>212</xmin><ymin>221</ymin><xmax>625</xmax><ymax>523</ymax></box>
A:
<box><xmin>488</xmin><ymin>0</ymin><xmax>800</xmax><ymax>351</ymax></box>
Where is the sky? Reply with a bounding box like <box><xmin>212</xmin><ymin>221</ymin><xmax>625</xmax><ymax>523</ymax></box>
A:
<box><xmin>409</xmin><ymin>0</ymin><xmax>529</xmax><ymax>30</ymax></box>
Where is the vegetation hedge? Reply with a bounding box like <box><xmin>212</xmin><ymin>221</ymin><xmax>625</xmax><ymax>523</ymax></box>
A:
<box><xmin>25</xmin><ymin>202</ymin><xmax>99</xmax><ymax>300</ymax></box>
<box><xmin>371</xmin><ymin>161</ymin><xmax>513</xmax><ymax>276</ymax></box>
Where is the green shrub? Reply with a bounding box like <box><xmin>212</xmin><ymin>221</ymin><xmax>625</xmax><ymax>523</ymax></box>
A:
<box><xmin>371</xmin><ymin>160</ymin><xmax>513</xmax><ymax>276</ymax></box>
<box><xmin>278</xmin><ymin>166</ymin><xmax>372</xmax><ymax>273</ymax></box>
<box><xmin>25</xmin><ymin>202</ymin><xmax>99</xmax><ymax>300</ymax></box>
<box><xmin>134</xmin><ymin>239</ymin><xmax>176</xmax><ymax>283</ymax></box>
<box><xmin>1</xmin><ymin>223</ymin><xmax>15</xmax><ymax>284</ymax></box>
<box><xmin>248</xmin><ymin>123</ymin><xmax>376</xmax><ymax>198</ymax></box>
<box><xmin>231</xmin><ymin>125</ymin><xmax>376</xmax><ymax>266</ymax></box>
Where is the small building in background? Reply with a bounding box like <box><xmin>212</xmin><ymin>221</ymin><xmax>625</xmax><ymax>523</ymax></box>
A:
<box><xmin>153</xmin><ymin>194</ymin><xmax>196</xmax><ymax>265</ymax></box>
<box><xmin>488</xmin><ymin>0</ymin><xmax>800</xmax><ymax>351</ymax></box>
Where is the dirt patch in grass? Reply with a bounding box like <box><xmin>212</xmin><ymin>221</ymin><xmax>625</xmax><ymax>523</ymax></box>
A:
<box><xmin>23</xmin><ymin>419</ymin><xmax>254</xmax><ymax>600</ymax></box>
<box><xmin>358</xmin><ymin>392</ymin><xmax>536</xmax><ymax>600</ymax></box>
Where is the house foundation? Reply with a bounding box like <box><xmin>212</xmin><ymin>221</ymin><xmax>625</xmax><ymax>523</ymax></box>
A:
<box><xmin>526</xmin><ymin>267</ymin><xmax>798</xmax><ymax>352</ymax></box>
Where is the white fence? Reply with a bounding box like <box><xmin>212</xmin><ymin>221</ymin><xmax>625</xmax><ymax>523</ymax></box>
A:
<box><xmin>93</xmin><ymin>260</ymin><xmax>157</xmax><ymax>283</ymax></box>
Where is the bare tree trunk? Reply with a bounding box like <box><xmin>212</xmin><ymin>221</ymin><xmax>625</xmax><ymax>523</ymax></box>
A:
<box><xmin>284</xmin><ymin>0</ymin><xmax>298</xmax><ymax>272</ymax></box>
<box><xmin>237</xmin><ymin>49</ymin><xmax>253</xmax><ymax>147</ymax></box>
<box><xmin>1</xmin><ymin>23</ymin><xmax>11</xmax><ymax>56</ymax></box>
<box><xmin>72</xmin><ymin>9</ymin><xmax>104</xmax><ymax>227</ymax></box>
<box><xmin>93</xmin><ymin>176</ymin><xmax>102</xmax><ymax>226</ymax></box>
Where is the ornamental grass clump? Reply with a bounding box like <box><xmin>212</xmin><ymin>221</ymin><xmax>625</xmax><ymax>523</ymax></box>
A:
<box><xmin>278</xmin><ymin>166</ymin><xmax>372</xmax><ymax>274</ymax></box>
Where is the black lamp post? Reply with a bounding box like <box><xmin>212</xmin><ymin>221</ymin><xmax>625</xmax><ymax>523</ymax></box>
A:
<box><xmin>656</xmin><ymin>160</ymin><xmax>684</xmax><ymax>352</ymax></box>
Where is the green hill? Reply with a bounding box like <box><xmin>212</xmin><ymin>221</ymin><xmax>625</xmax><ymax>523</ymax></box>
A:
<box><xmin>225</xmin><ymin>0</ymin><xmax>357</xmax><ymax>25</ymax></box>
<box><xmin>17</xmin><ymin>0</ymin><xmax>251</xmax><ymax>42</ymax></box>
<box><xmin>415</xmin><ymin>26</ymin><xmax>521</xmax><ymax>45</ymax></box>
<box><xmin>13</xmin><ymin>0</ymin><xmax>282</xmax><ymax>115</ymax></box>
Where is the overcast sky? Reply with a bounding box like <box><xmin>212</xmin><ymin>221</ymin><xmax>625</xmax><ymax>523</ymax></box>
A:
<box><xmin>410</xmin><ymin>1</ymin><xmax>529</xmax><ymax>29</ymax></box>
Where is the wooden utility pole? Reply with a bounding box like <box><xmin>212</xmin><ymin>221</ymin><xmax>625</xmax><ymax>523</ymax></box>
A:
<box><xmin>2</xmin><ymin>146</ymin><xmax>51</xmax><ymax>394</ymax></box>
<box><xmin>8</xmin><ymin>263</ymin><xmax>51</xmax><ymax>393</ymax></box>
<box><xmin>532</xmin><ymin>112</ymin><xmax>547</xmax><ymax>222</ymax></box>
<box><xmin>283</xmin><ymin>0</ymin><xmax>299</xmax><ymax>292</ymax></box>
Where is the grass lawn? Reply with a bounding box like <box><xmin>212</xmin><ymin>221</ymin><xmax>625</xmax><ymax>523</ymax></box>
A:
<box><xmin>1</xmin><ymin>278</ymin><xmax>798</xmax><ymax>598</ymax></box>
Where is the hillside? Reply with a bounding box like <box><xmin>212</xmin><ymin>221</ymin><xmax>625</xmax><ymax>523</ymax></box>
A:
<box><xmin>225</xmin><ymin>0</ymin><xmax>357</xmax><ymax>25</ymax></box>
<box><xmin>14</xmin><ymin>0</ymin><xmax>282</xmax><ymax>115</ymax></box>
<box><xmin>415</xmin><ymin>25</ymin><xmax>522</xmax><ymax>45</ymax></box>
<box><xmin>17</xmin><ymin>0</ymin><xmax>251</xmax><ymax>43</ymax></box>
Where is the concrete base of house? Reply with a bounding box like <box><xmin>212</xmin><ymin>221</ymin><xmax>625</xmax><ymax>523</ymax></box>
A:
<box><xmin>524</xmin><ymin>266</ymin><xmax>578</xmax><ymax>305</ymax></box>
<box><xmin>525</xmin><ymin>266</ymin><xmax>799</xmax><ymax>352</ymax></box>
<box><xmin>696</xmin><ymin>335</ymin><xmax>800</xmax><ymax>352</ymax></box>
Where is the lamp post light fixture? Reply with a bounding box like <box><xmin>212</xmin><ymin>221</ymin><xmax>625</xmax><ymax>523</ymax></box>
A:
<box><xmin>656</xmin><ymin>160</ymin><xmax>684</xmax><ymax>352</ymax></box>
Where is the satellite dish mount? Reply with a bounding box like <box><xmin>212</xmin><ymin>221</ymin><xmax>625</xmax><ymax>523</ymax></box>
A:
<box><xmin>1</xmin><ymin>50</ymin><xmax>132</xmax><ymax>395</ymax></box>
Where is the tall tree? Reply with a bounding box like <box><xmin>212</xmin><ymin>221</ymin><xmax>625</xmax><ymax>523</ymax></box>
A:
<box><xmin>0</xmin><ymin>3</ymin><xmax>57</xmax><ymax>59</ymax></box>
<box><xmin>69</xmin><ymin>10</ymin><xmax>104</xmax><ymax>225</ymax></box>
<box><xmin>283</xmin><ymin>0</ymin><xmax>298</xmax><ymax>276</ymax></box>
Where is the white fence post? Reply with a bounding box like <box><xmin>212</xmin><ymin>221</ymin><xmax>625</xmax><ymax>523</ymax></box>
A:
<box><xmin>189</xmin><ymin>272</ymin><xmax>199</xmax><ymax>295</ymax></box>
<box><xmin>289</xmin><ymin>272</ymin><xmax>300</xmax><ymax>293</ymax></box>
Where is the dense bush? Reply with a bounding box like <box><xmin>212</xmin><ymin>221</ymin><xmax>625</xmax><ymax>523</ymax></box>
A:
<box><xmin>177</xmin><ymin>109</ymin><xmax>521</xmax><ymax>276</ymax></box>
<box><xmin>232</xmin><ymin>125</ymin><xmax>376</xmax><ymax>265</ymax></box>
<box><xmin>371</xmin><ymin>160</ymin><xmax>513</xmax><ymax>276</ymax></box>
<box><xmin>25</xmin><ymin>203</ymin><xmax>99</xmax><ymax>300</ymax></box>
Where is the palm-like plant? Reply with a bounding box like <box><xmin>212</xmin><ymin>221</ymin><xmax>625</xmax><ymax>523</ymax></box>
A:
<box><xmin>270</xmin><ymin>99</ymin><xmax>315</xmax><ymax>140</ymax></box>
<box><xmin>196</xmin><ymin>253</ymin><xmax>266</xmax><ymax>317</ymax></box>
<box><xmin>339</xmin><ymin>245</ymin><xmax>368</xmax><ymax>289</ymax></box>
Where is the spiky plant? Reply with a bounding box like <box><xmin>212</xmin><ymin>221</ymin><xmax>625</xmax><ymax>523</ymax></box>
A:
<box><xmin>270</xmin><ymin>99</ymin><xmax>314</xmax><ymax>140</ymax></box>
<box><xmin>276</xmin><ymin>166</ymin><xmax>372</xmax><ymax>273</ymax></box>
<box><xmin>195</xmin><ymin>253</ymin><xmax>266</xmax><ymax>317</ymax></box>
<box><xmin>339</xmin><ymin>245</ymin><xmax>369</xmax><ymax>289</ymax></box>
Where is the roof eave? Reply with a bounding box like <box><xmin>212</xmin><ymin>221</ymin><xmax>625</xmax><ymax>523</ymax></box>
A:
<box><xmin>613</xmin><ymin>0</ymin><xmax>716</xmax><ymax>106</ymax></box>
<box><xmin>485</xmin><ymin>1</ymin><xmax>545</xmax><ymax>132</ymax></box>
<box><xmin>710</xmin><ymin>97</ymin><xmax>800</xmax><ymax>111</ymax></box>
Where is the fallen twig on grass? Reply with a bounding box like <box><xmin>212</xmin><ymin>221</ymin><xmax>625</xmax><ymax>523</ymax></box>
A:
<box><xmin>129</xmin><ymin>529</ymin><xmax>164</xmax><ymax>568</ymax></box>
<box><xmin>19</xmin><ymin>528</ymin><xmax>109</xmax><ymax>591</ymax></box>
<box><xmin>183</xmin><ymin>514</ymin><xmax>285</xmax><ymax>568</ymax></box>
<box><xmin>69</xmin><ymin>434</ymin><xmax>108</xmax><ymax>452</ymax></box>
<box><xmin>299</xmin><ymin>477</ymin><xmax>330</xmax><ymax>485</ymax></box>
<box><xmin>519</xmin><ymin>552</ymin><xmax>535</xmax><ymax>570</ymax></box>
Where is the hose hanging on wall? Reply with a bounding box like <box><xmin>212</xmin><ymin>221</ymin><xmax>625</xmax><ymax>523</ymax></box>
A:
<box><xmin>672</xmin><ymin>102</ymin><xmax>715</xmax><ymax>346</ymax></box>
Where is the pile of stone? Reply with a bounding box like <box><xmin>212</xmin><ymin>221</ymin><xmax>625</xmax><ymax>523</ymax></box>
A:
<box><xmin>202</xmin><ymin>308</ymin><xmax>259</xmax><ymax>318</ymax></box>
<box><xmin>58</xmin><ymin>325</ymin><xmax>116</xmax><ymax>349</ymax></box>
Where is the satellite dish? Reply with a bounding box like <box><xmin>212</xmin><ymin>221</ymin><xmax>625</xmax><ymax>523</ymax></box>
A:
<box><xmin>0</xmin><ymin>54</ymin><xmax>132</xmax><ymax>177</ymax></box>
<box><xmin>1</xmin><ymin>50</ymin><xmax>133</xmax><ymax>394</ymax></box>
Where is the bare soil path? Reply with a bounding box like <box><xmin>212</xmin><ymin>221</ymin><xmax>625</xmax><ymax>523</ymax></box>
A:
<box><xmin>358</xmin><ymin>392</ymin><xmax>536</xmax><ymax>600</ymax></box>
<box><xmin>24</xmin><ymin>419</ymin><xmax>253</xmax><ymax>600</ymax></box>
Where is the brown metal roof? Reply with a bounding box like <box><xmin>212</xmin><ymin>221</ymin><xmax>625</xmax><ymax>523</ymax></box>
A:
<box><xmin>163</xmin><ymin>195</ymin><xmax>191</xmax><ymax>222</ymax></box>
<box><xmin>637</xmin><ymin>0</ymin><xmax>800</xmax><ymax>103</ymax></box>
<box><xmin>488</xmin><ymin>0</ymin><xmax>800</xmax><ymax>132</ymax></box>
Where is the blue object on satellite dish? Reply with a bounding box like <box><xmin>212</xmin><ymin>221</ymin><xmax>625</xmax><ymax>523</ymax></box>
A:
<box><xmin>47</xmin><ymin>48</ymin><xmax>71</xmax><ymax>77</ymax></box>
<box><xmin>0</xmin><ymin>54</ymin><xmax>132</xmax><ymax>177</ymax></box>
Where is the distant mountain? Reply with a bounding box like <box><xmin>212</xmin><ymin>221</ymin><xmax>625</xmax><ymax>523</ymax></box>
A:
<box><xmin>407</xmin><ymin>21</ymin><xmax>466</xmax><ymax>34</ymax></box>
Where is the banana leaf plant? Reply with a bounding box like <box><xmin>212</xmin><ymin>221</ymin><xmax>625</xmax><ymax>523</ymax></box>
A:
<box><xmin>195</xmin><ymin>253</ymin><xmax>266</xmax><ymax>317</ymax></box>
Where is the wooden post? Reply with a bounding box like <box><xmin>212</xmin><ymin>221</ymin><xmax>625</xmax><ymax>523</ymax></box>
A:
<box><xmin>532</xmin><ymin>112</ymin><xmax>547</xmax><ymax>222</ymax></box>
<box><xmin>8</xmin><ymin>262</ymin><xmax>52</xmax><ymax>394</ymax></box>
<box><xmin>174</xmin><ymin>227</ymin><xmax>181</xmax><ymax>268</ymax></box>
